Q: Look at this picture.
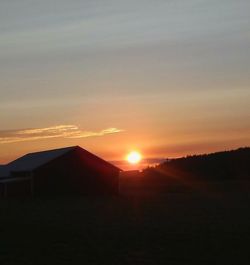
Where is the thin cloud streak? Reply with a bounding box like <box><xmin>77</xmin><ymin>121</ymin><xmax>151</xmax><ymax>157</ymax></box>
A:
<box><xmin>17</xmin><ymin>125</ymin><xmax>78</xmax><ymax>135</ymax></box>
<box><xmin>0</xmin><ymin>125</ymin><xmax>124</xmax><ymax>144</ymax></box>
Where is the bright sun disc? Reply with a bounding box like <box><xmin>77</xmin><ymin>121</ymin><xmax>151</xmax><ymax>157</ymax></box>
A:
<box><xmin>127</xmin><ymin>151</ymin><xmax>142</xmax><ymax>164</ymax></box>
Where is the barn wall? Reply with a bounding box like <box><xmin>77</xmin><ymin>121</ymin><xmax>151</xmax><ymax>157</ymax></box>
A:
<box><xmin>0</xmin><ymin>179</ymin><xmax>31</xmax><ymax>198</ymax></box>
<box><xmin>33</xmin><ymin>149</ymin><xmax>119</xmax><ymax>196</ymax></box>
<box><xmin>0</xmin><ymin>183</ymin><xmax>4</xmax><ymax>198</ymax></box>
<box><xmin>72</xmin><ymin>148</ymin><xmax>120</xmax><ymax>195</ymax></box>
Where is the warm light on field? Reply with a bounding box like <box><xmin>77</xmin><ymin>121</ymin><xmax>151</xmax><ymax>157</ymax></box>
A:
<box><xmin>126</xmin><ymin>151</ymin><xmax>142</xmax><ymax>164</ymax></box>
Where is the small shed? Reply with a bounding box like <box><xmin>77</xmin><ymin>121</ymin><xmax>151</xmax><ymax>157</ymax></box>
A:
<box><xmin>0</xmin><ymin>146</ymin><xmax>121</xmax><ymax>197</ymax></box>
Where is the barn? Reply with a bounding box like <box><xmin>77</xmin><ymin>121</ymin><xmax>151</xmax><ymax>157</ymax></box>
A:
<box><xmin>0</xmin><ymin>146</ymin><xmax>121</xmax><ymax>198</ymax></box>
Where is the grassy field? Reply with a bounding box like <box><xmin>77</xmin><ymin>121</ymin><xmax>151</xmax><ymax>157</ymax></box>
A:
<box><xmin>1</xmin><ymin>190</ymin><xmax>250</xmax><ymax>265</ymax></box>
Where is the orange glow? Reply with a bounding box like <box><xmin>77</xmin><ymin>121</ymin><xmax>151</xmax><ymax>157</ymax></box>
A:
<box><xmin>126</xmin><ymin>151</ymin><xmax>142</xmax><ymax>164</ymax></box>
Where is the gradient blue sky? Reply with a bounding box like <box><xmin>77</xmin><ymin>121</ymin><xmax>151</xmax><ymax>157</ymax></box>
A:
<box><xmin>0</xmin><ymin>0</ymin><xmax>250</xmax><ymax>169</ymax></box>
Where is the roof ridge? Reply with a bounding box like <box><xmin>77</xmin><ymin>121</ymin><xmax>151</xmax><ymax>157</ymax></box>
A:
<box><xmin>25</xmin><ymin>146</ymin><xmax>78</xmax><ymax>156</ymax></box>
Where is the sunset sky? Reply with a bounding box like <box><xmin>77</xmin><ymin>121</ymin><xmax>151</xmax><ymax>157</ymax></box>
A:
<box><xmin>0</xmin><ymin>0</ymin><xmax>250</xmax><ymax>169</ymax></box>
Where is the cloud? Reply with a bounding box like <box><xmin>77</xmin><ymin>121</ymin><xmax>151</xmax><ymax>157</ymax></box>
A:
<box><xmin>0</xmin><ymin>125</ymin><xmax>124</xmax><ymax>144</ymax></box>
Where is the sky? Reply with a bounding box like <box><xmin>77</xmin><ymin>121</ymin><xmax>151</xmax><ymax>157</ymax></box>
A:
<box><xmin>0</xmin><ymin>0</ymin><xmax>250</xmax><ymax>169</ymax></box>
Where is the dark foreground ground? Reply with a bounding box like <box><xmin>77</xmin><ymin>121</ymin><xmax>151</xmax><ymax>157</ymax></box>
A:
<box><xmin>1</xmin><ymin>188</ymin><xmax>250</xmax><ymax>265</ymax></box>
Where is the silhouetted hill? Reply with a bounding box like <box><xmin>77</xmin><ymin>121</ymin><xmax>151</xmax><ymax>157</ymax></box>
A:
<box><xmin>142</xmin><ymin>147</ymin><xmax>250</xmax><ymax>181</ymax></box>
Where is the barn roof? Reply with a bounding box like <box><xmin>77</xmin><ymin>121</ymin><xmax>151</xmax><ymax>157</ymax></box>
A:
<box><xmin>7</xmin><ymin>146</ymin><xmax>76</xmax><ymax>172</ymax></box>
<box><xmin>0</xmin><ymin>146</ymin><xmax>121</xmax><ymax>179</ymax></box>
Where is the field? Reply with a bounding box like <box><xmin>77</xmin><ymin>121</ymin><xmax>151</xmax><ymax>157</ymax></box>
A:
<box><xmin>1</xmin><ymin>186</ymin><xmax>250</xmax><ymax>265</ymax></box>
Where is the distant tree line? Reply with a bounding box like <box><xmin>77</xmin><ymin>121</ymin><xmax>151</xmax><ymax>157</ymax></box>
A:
<box><xmin>142</xmin><ymin>147</ymin><xmax>250</xmax><ymax>181</ymax></box>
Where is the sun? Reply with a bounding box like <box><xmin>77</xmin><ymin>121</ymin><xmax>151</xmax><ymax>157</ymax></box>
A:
<box><xmin>126</xmin><ymin>151</ymin><xmax>142</xmax><ymax>164</ymax></box>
